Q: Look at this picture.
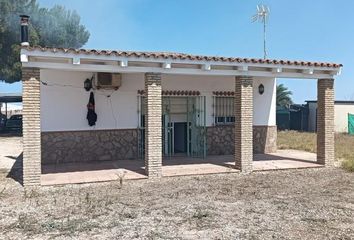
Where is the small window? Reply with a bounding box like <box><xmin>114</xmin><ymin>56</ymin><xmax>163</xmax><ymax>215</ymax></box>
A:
<box><xmin>226</xmin><ymin>116</ymin><xmax>235</xmax><ymax>123</ymax></box>
<box><xmin>214</xmin><ymin>96</ymin><xmax>235</xmax><ymax>125</ymax></box>
<box><xmin>215</xmin><ymin>116</ymin><xmax>226</xmax><ymax>124</ymax></box>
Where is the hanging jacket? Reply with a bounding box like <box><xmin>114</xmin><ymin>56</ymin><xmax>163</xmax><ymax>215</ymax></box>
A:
<box><xmin>87</xmin><ymin>92</ymin><xmax>97</xmax><ymax>126</ymax></box>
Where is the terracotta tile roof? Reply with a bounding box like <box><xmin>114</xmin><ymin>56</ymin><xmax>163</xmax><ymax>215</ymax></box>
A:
<box><xmin>213</xmin><ymin>91</ymin><xmax>235</xmax><ymax>96</ymax></box>
<box><xmin>22</xmin><ymin>45</ymin><xmax>343</xmax><ymax>68</ymax></box>
<box><xmin>138</xmin><ymin>90</ymin><xmax>200</xmax><ymax>96</ymax></box>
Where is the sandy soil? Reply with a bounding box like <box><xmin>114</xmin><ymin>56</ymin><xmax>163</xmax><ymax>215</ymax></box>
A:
<box><xmin>0</xmin><ymin>168</ymin><xmax>353</xmax><ymax>239</ymax></box>
<box><xmin>0</xmin><ymin>136</ymin><xmax>22</xmax><ymax>173</ymax></box>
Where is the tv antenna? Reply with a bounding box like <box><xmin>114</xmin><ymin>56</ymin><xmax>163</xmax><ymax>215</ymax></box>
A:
<box><xmin>252</xmin><ymin>4</ymin><xmax>270</xmax><ymax>59</ymax></box>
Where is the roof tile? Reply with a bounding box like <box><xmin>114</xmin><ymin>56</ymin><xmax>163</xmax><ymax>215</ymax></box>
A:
<box><xmin>21</xmin><ymin>45</ymin><xmax>343</xmax><ymax>68</ymax></box>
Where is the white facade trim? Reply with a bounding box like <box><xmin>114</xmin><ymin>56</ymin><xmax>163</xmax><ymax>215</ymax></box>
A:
<box><xmin>23</xmin><ymin>61</ymin><xmax>335</xmax><ymax>79</ymax></box>
<box><xmin>21</xmin><ymin>49</ymin><xmax>341</xmax><ymax>79</ymax></box>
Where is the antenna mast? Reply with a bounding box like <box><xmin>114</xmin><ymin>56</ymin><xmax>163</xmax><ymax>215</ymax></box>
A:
<box><xmin>252</xmin><ymin>5</ymin><xmax>270</xmax><ymax>59</ymax></box>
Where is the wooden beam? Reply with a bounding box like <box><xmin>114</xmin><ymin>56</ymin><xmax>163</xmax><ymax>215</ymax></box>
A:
<box><xmin>238</xmin><ymin>66</ymin><xmax>248</xmax><ymax>72</ymax></box>
<box><xmin>162</xmin><ymin>62</ymin><xmax>172</xmax><ymax>69</ymax></box>
<box><xmin>202</xmin><ymin>63</ymin><xmax>211</xmax><ymax>71</ymax></box>
<box><xmin>20</xmin><ymin>54</ymin><xmax>28</xmax><ymax>63</ymax></box>
<box><xmin>72</xmin><ymin>57</ymin><xmax>80</xmax><ymax>65</ymax></box>
<box><xmin>303</xmin><ymin>68</ymin><xmax>314</xmax><ymax>75</ymax></box>
<box><xmin>120</xmin><ymin>59</ymin><xmax>128</xmax><ymax>67</ymax></box>
<box><xmin>272</xmin><ymin>67</ymin><xmax>282</xmax><ymax>73</ymax></box>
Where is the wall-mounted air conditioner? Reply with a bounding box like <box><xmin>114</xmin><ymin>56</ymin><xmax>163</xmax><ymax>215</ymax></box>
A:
<box><xmin>96</xmin><ymin>72</ymin><xmax>121</xmax><ymax>90</ymax></box>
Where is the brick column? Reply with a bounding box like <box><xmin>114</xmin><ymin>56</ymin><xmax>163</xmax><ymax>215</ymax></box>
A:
<box><xmin>235</xmin><ymin>76</ymin><xmax>253</xmax><ymax>173</ymax></box>
<box><xmin>144</xmin><ymin>73</ymin><xmax>162</xmax><ymax>177</ymax></box>
<box><xmin>317</xmin><ymin>78</ymin><xmax>335</xmax><ymax>166</ymax></box>
<box><xmin>22</xmin><ymin>67</ymin><xmax>41</xmax><ymax>186</ymax></box>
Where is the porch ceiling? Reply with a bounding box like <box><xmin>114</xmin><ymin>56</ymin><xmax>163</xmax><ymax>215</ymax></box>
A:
<box><xmin>21</xmin><ymin>46</ymin><xmax>342</xmax><ymax>79</ymax></box>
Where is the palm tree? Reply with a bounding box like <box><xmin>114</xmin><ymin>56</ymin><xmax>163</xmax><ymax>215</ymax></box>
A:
<box><xmin>277</xmin><ymin>84</ymin><xmax>293</xmax><ymax>108</ymax></box>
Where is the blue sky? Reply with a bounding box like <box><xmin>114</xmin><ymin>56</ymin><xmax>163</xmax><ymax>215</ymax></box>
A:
<box><xmin>1</xmin><ymin>0</ymin><xmax>353</xmax><ymax>103</ymax></box>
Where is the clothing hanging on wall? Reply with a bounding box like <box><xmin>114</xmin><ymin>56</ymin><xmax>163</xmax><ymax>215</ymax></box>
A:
<box><xmin>87</xmin><ymin>92</ymin><xmax>97</xmax><ymax>126</ymax></box>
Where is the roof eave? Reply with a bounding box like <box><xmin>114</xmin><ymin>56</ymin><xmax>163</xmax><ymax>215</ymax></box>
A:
<box><xmin>20</xmin><ymin>47</ymin><xmax>342</xmax><ymax>79</ymax></box>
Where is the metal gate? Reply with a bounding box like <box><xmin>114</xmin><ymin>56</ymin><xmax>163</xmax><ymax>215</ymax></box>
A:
<box><xmin>187</xmin><ymin>96</ymin><xmax>206</xmax><ymax>158</ymax></box>
<box><xmin>138</xmin><ymin>95</ymin><xmax>206</xmax><ymax>159</ymax></box>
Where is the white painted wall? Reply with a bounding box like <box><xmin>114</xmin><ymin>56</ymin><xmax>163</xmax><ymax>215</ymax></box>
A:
<box><xmin>308</xmin><ymin>102</ymin><xmax>354</xmax><ymax>133</ymax></box>
<box><xmin>40</xmin><ymin>70</ymin><xmax>144</xmax><ymax>131</ymax></box>
<box><xmin>334</xmin><ymin>104</ymin><xmax>354</xmax><ymax>132</ymax></box>
<box><xmin>162</xmin><ymin>74</ymin><xmax>234</xmax><ymax>126</ymax></box>
<box><xmin>40</xmin><ymin>69</ymin><xmax>276</xmax><ymax>131</ymax></box>
<box><xmin>253</xmin><ymin>78</ymin><xmax>277</xmax><ymax>126</ymax></box>
<box><xmin>162</xmin><ymin>75</ymin><xmax>276</xmax><ymax>126</ymax></box>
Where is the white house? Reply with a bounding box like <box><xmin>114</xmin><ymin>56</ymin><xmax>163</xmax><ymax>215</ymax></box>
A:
<box><xmin>19</xmin><ymin>44</ymin><xmax>342</xmax><ymax>187</ymax></box>
<box><xmin>18</xmin><ymin>11</ymin><xmax>343</xmax><ymax>187</ymax></box>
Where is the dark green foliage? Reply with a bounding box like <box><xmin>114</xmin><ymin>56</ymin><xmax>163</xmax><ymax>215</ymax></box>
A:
<box><xmin>276</xmin><ymin>84</ymin><xmax>293</xmax><ymax>107</ymax></box>
<box><xmin>0</xmin><ymin>0</ymin><xmax>90</xmax><ymax>83</ymax></box>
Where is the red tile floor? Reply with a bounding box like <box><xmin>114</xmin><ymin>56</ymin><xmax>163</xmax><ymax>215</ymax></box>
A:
<box><xmin>41</xmin><ymin>149</ymin><xmax>322</xmax><ymax>186</ymax></box>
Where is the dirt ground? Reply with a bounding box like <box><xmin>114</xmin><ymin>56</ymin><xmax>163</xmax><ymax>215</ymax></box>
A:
<box><xmin>0</xmin><ymin>168</ymin><xmax>353</xmax><ymax>239</ymax></box>
<box><xmin>0</xmin><ymin>135</ymin><xmax>22</xmax><ymax>173</ymax></box>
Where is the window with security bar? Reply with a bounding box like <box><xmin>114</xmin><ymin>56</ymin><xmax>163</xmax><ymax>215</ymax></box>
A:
<box><xmin>213</xmin><ymin>96</ymin><xmax>235</xmax><ymax>125</ymax></box>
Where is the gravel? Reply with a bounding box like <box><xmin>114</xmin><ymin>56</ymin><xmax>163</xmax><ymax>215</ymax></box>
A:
<box><xmin>0</xmin><ymin>168</ymin><xmax>353</xmax><ymax>239</ymax></box>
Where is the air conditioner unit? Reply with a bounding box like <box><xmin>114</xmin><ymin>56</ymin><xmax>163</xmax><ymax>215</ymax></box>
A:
<box><xmin>96</xmin><ymin>72</ymin><xmax>121</xmax><ymax>90</ymax></box>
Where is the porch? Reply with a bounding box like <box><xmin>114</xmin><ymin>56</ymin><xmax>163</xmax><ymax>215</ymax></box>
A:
<box><xmin>41</xmin><ymin>149</ymin><xmax>321</xmax><ymax>185</ymax></box>
<box><xmin>20</xmin><ymin>46</ymin><xmax>341</xmax><ymax>187</ymax></box>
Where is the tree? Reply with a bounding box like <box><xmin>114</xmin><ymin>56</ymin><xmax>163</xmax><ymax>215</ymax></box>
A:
<box><xmin>276</xmin><ymin>84</ymin><xmax>293</xmax><ymax>107</ymax></box>
<box><xmin>0</xmin><ymin>0</ymin><xmax>90</xmax><ymax>83</ymax></box>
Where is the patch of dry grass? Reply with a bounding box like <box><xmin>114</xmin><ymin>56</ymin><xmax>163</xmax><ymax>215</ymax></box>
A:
<box><xmin>278</xmin><ymin>131</ymin><xmax>354</xmax><ymax>171</ymax></box>
<box><xmin>278</xmin><ymin>131</ymin><xmax>317</xmax><ymax>153</ymax></box>
<box><xmin>335</xmin><ymin>133</ymin><xmax>354</xmax><ymax>161</ymax></box>
<box><xmin>342</xmin><ymin>158</ymin><xmax>354</xmax><ymax>172</ymax></box>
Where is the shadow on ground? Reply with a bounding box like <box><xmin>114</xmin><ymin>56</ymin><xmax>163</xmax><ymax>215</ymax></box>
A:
<box><xmin>6</xmin><ymin>152</ymin><xmax>23</xmax><ymax>185</ymax></box>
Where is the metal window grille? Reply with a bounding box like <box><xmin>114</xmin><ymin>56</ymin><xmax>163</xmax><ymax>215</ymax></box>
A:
<box><xmin>213</xmin><ymin>96</ymin><xmax>235</xmax><ymax>125</ymax></box>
